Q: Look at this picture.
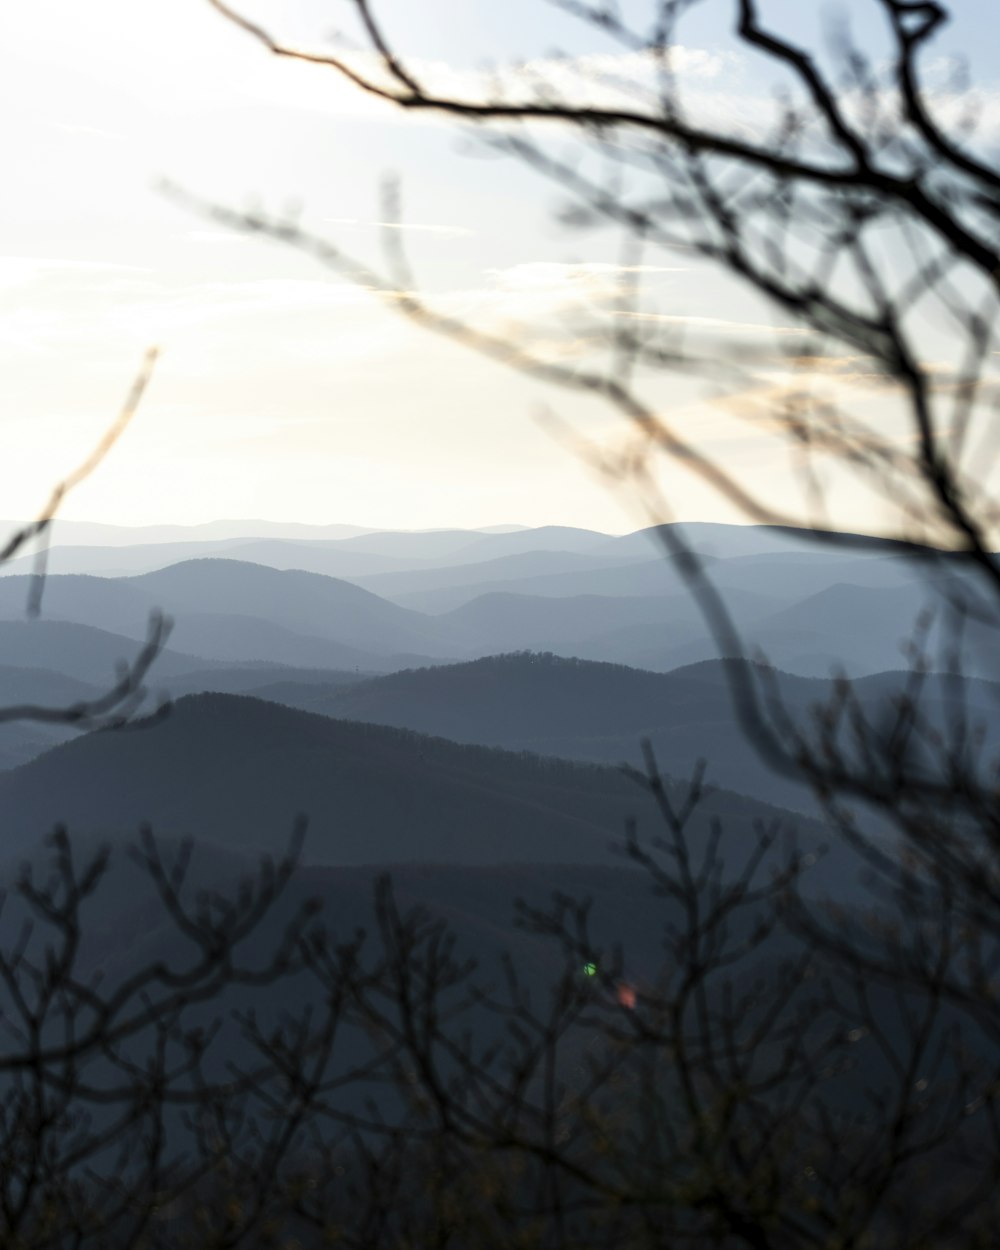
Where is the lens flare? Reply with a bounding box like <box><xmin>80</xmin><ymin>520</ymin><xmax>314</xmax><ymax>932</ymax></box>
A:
<box><xmin>617</xmin><ymin>984</ymin><xmax>637</xmax><ymax>1010</ymax></box>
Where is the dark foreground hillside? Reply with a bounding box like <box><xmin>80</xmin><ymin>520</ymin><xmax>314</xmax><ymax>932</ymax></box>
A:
<box><xmin>0</xmin><ymin>691</ymin><xmax>832</xmax><ymax>872</ymax></box>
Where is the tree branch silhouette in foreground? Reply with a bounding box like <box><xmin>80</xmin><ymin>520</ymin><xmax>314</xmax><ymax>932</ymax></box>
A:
<box><xmin>6</xmin><ymin>2</ymin><xmax>1000</xmax><ymax>1244</ymax></box>
<box><xmin>197</xmin><ymin>0</ymin><xmax>1000</xmax><ymax>934</ymax></box>
<box><xmin>0</xmin><ymin>347</ymin><xmax>170</xmax><ymax>732</ymax></box>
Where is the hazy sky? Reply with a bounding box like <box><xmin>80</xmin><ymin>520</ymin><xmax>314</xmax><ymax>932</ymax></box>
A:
<box><xmin>0</xmin><ymin>1</ymin><xmax>995</xmax><ymax>531</ymax></box>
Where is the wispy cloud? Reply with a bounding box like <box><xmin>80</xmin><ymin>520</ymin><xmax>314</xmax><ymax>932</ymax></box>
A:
<box><xmin>490</xmin><ymin>262</ymin><xmax>688</xmax><ymax>288</ymax></box>
<box><xmin>49</xmin><ymin>121</ymin><xmax>125</xmax><ymax>142</ymax></box>
<box><xmin>0</xmin><ymin>265</ymin><xmax>409</xmax><ymax>367</ymax></box>
<box><xmin>193</xmin><ymin>32</ymin><xmax>746</xmax><ymax>125</ymax></box>
<box><xmin>614</xmin><ymin>310</ymin><xmax>802</xmax><ymax>335</ymax></box>
<box><xmin>332</xmin><ymin>43</ymin><xmax>740</xmax><ymax>109</ymax></box>
<box><xmin>181</xmin><ymin>229</ymin><xmax>257</xmax><ymax>245</ymax></box>
<box><xmin>323</xmin><ymin>217</ymin><xmax>475</xmax><ymax>237</ymax></box>
<box><xmin>410</xmin><ymin>260</ymin><xmax>689</xmax><ymax>335</ymax></box>
<box><xmin>0</xmin><ymin>257</ymin><xmax>151</xmax><ymax>292</ymax></box>
<box><xmin>533</xmin><ymin>47</ymin><xmax>736</xmax><ymax>81</ymax></box>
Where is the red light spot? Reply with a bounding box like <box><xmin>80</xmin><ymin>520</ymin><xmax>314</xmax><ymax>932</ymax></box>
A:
<box><xmin>616</xmin><ymin>984</ymin><xmax>637</xmax><ymax>1010</ymax></box>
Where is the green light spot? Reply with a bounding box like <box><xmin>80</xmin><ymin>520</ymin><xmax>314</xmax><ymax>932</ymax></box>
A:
<box><xmin>583</xmin><ymin>962</ymin><xmax>598</xmax><ymax>977</ymax></box>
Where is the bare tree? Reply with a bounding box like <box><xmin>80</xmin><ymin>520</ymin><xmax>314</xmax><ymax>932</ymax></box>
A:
<box><xmin>7</xmin><ymin>2</ymin><xmax>1000</xmax><ymax>1244</ymax></box>
<box><xmin>200</xmin><ymin>2</ymin><xmax>999</xmax><ymax>539</ymax></box>
<box><xmin>7</xmin><ymin>772</ymin><xmax>985</xmax><ymax>1248</ymax></box>
<box><xmin>0</xmin><ymin>822</ymin><xmax>352</xmax><ymax>1250</ymax></box>
<box><xmin>169</xmin><ymin>0</ymin><xmax>1000</xmax><ymax>1242</ymax></box>
<box><xmin>187</xmin><ymin>0</ymin><xmax>1000</xmax><ymax>938</ymax></box>
<box><xmin>180</xmin><ymin>2</ymin><xmax>1000</xmax><ymax>848</ymax></box>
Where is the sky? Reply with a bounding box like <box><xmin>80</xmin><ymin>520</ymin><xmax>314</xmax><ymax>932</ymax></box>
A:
<box><xmin>0</xmin><ymin>0</ymin><xmax>996</xmax><ymax>532</ymax></box>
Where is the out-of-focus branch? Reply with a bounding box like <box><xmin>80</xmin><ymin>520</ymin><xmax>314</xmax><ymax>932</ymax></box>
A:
<box><xmin>205</xmin><ymin>0</ymin><xmax>1000</xmax><ymax>284</ymax></box>
<box><xmin>0</xmin><ymin>826</ymin><xmax>328</xmax><ymax>1248</ymax></box>
<box><xmin>0</xmin><ymin>609</ymin><xmax>171</xmax><ymax>731</ymax></box>
<box><xmin>0</xmin><ymin>346</ymin><xmax>159</xmax><ymax>588</ymax></box>
<box><xmin>193</xmin><ymin>1</ymin><xmax>1000</xmax><ymax>1125</ymax></box>
<box><xmin>163</xmin><ymin>185</ymin><xmax>978</xmax><ymax>559</ymax></box>
<box><xmin>0</xmin><ymin>347</ymin><xmax>170</xmax><ymax>732</ymax></box>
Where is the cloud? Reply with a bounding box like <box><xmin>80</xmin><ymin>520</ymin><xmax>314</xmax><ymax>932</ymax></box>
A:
<box><xmin>613</xmin><ymin>310</ymin><xmax>803</xmax><ymax>335</ymax></box>
<box><xmin>0</xmin><ymin>265</ymin><xmax>387</xmax><ymax>358</ymax></box>
<box><xmin>490</xmin><ymin>262</ymin><xmax>687</xmax><ymax>288</ymax></box>
<box><xmin>317</xmin><ymin>42</ymin><xmax>742</xmax><ymax>120</ymax></box>
<box><xmin>49</xmin><ymin>122</ymin><xmax>125</xmax><ymax>142</ymax></box>
<box><xmin>540</xmin><ymin>47</ymin><xmax>736</xmax><ymax>82</ymax></box>
<box><xmin>0</xmin><ymin>257</ymin><xmax>151</xmax><ymax>293</ymax></box>
<box><xmin>473</xmin><ymin>261</ymin><xmax>686</xmax><ymax>314</ymax></box>
<box><xmin>323</xmin><ymin>217</ymin><xmax>475</xmax><ymax>237</ymax></box>
<box><xmin>392</xmin><ymin>260</ymin><xmax>687</xmax><ymax>341</ymax></box>
<box><xmin>180</xmin><ymin>230</ymin><xmax>257</xmax><ymax>245</ymax></box>
<box><xmin>483</xmin><ymin>45</ymin><xmax>740</xmax><ymax>107</ymax></box>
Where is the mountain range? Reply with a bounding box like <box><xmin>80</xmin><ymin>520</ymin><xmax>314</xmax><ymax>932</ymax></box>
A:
<box><xmin>0</xmin><ymin>523</ymin><xmax>983</xmax><ymax>681</ymax></box>
<box><xmin>0</xmin><ymin>518</ymin><xmax>989</xmax><ymax>913</ymax></box>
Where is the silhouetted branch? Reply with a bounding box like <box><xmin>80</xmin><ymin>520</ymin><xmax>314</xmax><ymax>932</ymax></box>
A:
<box><xmin>0</xmin><ymin>347</ymin><xmax>169</xmax><ymax>737</ymax></box>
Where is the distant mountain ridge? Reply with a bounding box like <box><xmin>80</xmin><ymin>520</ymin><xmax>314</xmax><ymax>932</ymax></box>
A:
<box><xmin>252</xmin><ymin>652</ymin><xmax>1000</xmax><ymax>813</ymax></box>
<box><xmin>1</xmin><ymin>519</ymin><xmax>939</xmax><ymax>587</ymax></box>
<box><xmin>0</xmin><ymin>560</ymin><xmax>463</xmax><ymax>667</ymax></box>
<box><xmin>256</xmin><ymin>653</ymin><xmax>821</xmax><ymax>809</ymax></box>
<box><xmin>0</xmin><ymin>522</ymin><xmax>988</xmax><ymax>692</ymax></box>
<box><xmin>0</xmin><ymin>519</ymin><xmax>380</xmax><ymax>547</ymax></box>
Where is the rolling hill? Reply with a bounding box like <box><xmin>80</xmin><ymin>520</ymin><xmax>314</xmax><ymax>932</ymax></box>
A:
<box><xmin>390</xmin><ymin>549</ymin><xmax>922</xmax><ymax>614</ymax></box>
<box><xmin>162</xmin><ymin>611</ymin><xmax>391</xmax><ymax>668</ymax></box>
<box><xmin>327</xmin><ymin>525</ymin><xmax>612</xmax><ymax>562</ymax></box>
<box><xmin>0</xmin><ymin>525</ymin><xmax>979</xmax><ymax>688</ymax></box>
<box><xmin>0</xmin><ymin>619</ymin><xmax>223</xmax><ymax>683</ymax></box>
<box><xmin>131</xmin><ymin>560</ymin><xmax>461</xmax><ymax>656</ymax></box>
<box><xmin>0</xmin><ymin>692</ymin><xmax>826</xmax><ymax>868</ymax></box>
<box><xmin>350</xmin><ymin>547</ymin><xmax>631</xmax><ymax>601</ymax></box>
<box><xmin>249</xmin><ymin>652</ymin><xmax>1000</xmax><ymax>812</ymax></box>
<box><xmin>164</xmin><ymin>663</ymin><xmax>369</xmax><ymax>698</ymax></box>
<box><xmin>253</xmin><ymin>653</ymin><xmax>819</xmax><ymax>809</ymax></box>
<box><xmin>0</xmin><ymin>561</ymin><xmax>463</xmax><ymax>665</ymax></box>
